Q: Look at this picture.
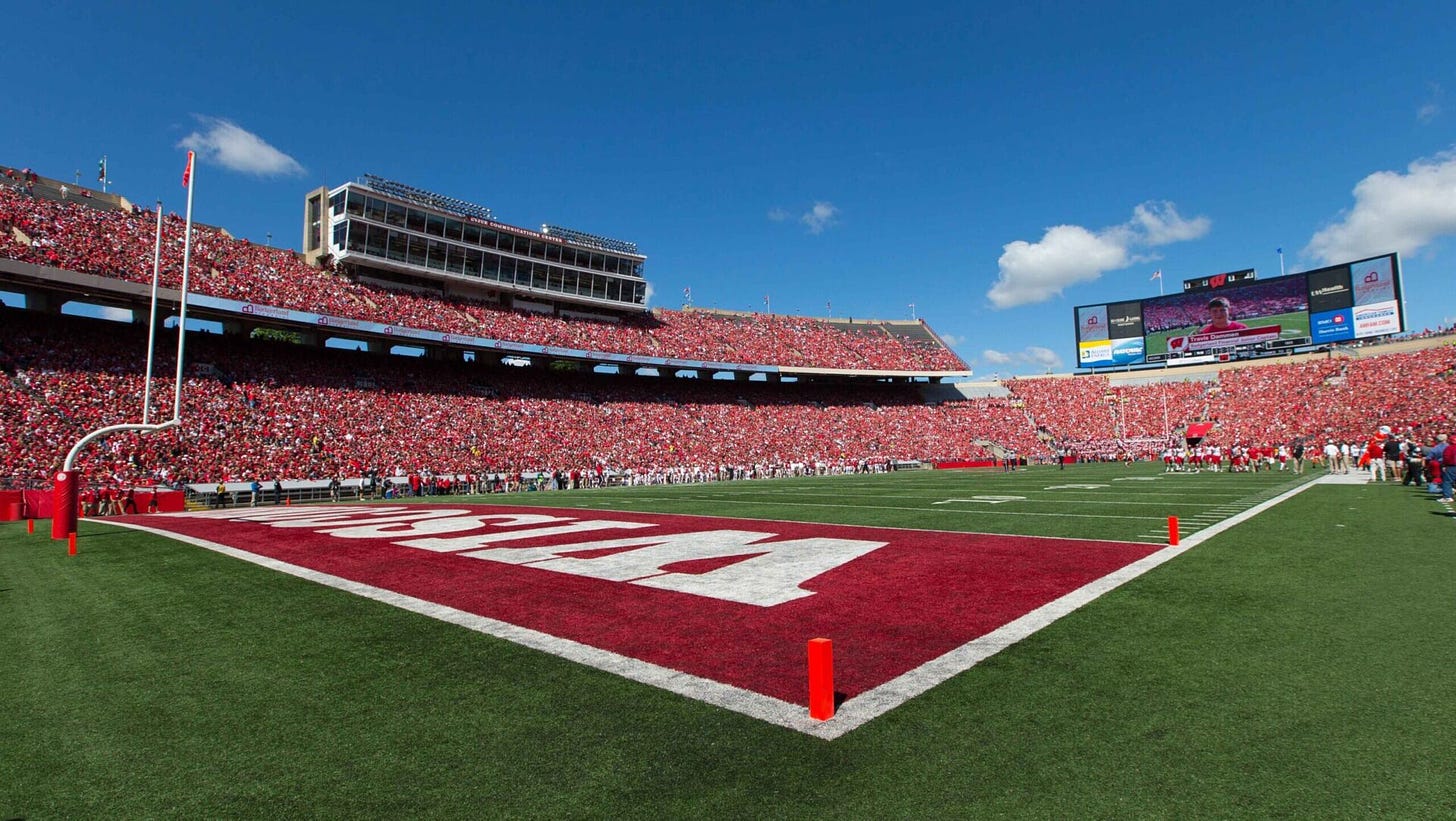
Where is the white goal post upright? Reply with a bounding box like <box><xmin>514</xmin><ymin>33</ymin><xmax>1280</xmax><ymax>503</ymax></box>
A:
<box><xmin>171</xmin><ymin>150</ymin><xmax>197</xmax><ymax>423</ymax></box>
<box><xmin>52</xmin><ymin>152</ymin><xmax>197</xmax><ymax>541</ymax></box>
<box><xmin>141</xmin><ymin>199</ymin><xmax>163</xmax><ymax>424</ymax></box>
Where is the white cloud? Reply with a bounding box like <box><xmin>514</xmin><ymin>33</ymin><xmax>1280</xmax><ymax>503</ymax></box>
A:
<box><xmin>1023</xmin><ymin>346</ymin><xmax>1061</xmax><ymax>369</ymax></box>
<box><xmin>939</xmin><ymin>333</ymin><xmax>962</xmax><ymax>347</ymax></box>
<box><xmin>178</xmin><ymin>116</ymin><xmax>304</xmax><ymax>177</ymax></box>
<box><xmin>768</xmin><ymin>201</ymin><xmax>841</xmax><ymax>234</ymax></box>
<box><xmin>801</xmin><ymin>201</ymin><xmax>839</xmax><ymax>234</ymax></box>
<box><xmin>1304</xmin><ymin>148</ymin><xmax>1456</xmax><ymax>264</ymax></box>
<box><xmin>1418</xmin><ymin>83</ymin><xmax>1443</xmax><ymax>123</ymax></box>
<box><xmin>1129</xmin><ymin>201</ymin><xmax>1211</xmax><ymax>246</ymax></box>
<box><xmin>986</xmin><ymin>201</ymin><xmax>1209</xmax><ymax>309</ymax></box>
<box><xmin>988</xmin><ymin>225</ymin><xmax>1131</xmax><ymax>308</ymax></box>
<box><xmin>980</xmin><ymin>346</ymin><xmax>1062</xmax><ymax>371</ymax></box>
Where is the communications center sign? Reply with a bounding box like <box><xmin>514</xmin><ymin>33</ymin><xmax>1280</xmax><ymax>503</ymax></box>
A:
<box><xmin>1072</xmin><ymin>253</ymin><xmax>1401</xmax><ymax>369</ymax></box>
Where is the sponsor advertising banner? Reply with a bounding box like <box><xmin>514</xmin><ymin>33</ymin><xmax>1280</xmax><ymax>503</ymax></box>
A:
<box><xmin>1307</xmin><ymin>266</ymin><xmax>1354</xmax><ymax>313</ymax></box>
<box><xmin>1353</xmin><ymin>300</ymin><xmax>1400</xmax><ymax>337</ymax></box>
<box><xmin>1351</xmin><ymin>256</ymin><xmax>1396</xmax><ymax>307</ymax></box>
<box><xmin>1077</xmin><ymin>305</ymin><xmax>1109</xmax><ymax>343</ymax></box>
<box><xmin>1078</xmin><ymin>339</ymin><xmax>1112</xmax><ymax>365</ymax></box>
<box><xmin>1310</xmin><ymin>308</ymin><xmax>1355</xmax><ymax>343</ymax></box>
<box><xmin>1106</xmin><ymin>336</ymin><xmax>1145</xmax><ymax>364</ymax></box>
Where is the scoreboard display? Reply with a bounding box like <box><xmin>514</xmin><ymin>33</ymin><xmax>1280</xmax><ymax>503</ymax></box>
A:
<box><xmin>1074</xmin><ymin>253</ymin><xmax>1401</xmax><ymax>369</ymax></box>
<box><xmin>1182</xmin><ymin>268</ymin><xmax>1256</xmax><ymax>293</ymax></box>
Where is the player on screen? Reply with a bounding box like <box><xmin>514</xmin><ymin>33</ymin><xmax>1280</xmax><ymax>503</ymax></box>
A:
<box><xmin>1197</xmin><ymin>296</ymin><xmax>1248</xmax><ymax>334</ymax></box>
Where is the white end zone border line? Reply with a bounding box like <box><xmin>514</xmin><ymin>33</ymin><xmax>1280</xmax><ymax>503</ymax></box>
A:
<box><xmin>101</xmin><ymin>478</ymin><xmax>1319</xmax><ymax>741</ymax></box>
<box><xmin>101</xmin><ymin>518</ymin><xmax>825</xmax><ymax>735</ymax></box>
<box><xmin>835</xmin><ymin>475</ymin><xmax>1322</xmax><ymax>734</ymax></box>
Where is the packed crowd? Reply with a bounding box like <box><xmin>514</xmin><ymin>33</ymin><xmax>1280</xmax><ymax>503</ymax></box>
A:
<box><xmin>1007</xmin><ymin>375</ymin><xmax>1211</xmax><ymax>460</ymax></box>
<box><xmin>0</xmin><ymin>311</ymin><xmax>1006</xmax><ymax>491</ymax></box>
<box><xmin>4</xmin><ymin>306</ymin><xmax>1452</xmax><ymax>495</ymax></box>
<box><xmin>1004</xmin><ymin>344</ymin><xmax>1456</xmax><ymax>463</ymax></box>
<box><xmin>0</xmin><ymin>184</ymin><xmax>964</xmax><ymax>371</ymax></box>
<box><xmin>4</xmin><ymin>170</ymin><xmax>1454</xmax><ymax>495</ymax></box>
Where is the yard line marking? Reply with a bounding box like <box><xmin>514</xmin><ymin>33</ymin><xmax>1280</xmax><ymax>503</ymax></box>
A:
<box><xmin>615</xmin><ymin>497</ymin><xmax>1166</xmax><ymax>521</ymax></box>
<box><xmin>932</xmin><ymin>496</ymin><xmax>1028</xmax><ymax>505</ymax></box>
<box><xmin>681</xmin><ymin>491</ymin><xmax>1248</xmax><ymax>508</ymax></box>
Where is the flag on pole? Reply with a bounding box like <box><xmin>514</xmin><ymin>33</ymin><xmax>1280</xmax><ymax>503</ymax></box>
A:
<box><xmin>97</xmin><ymin>156</ymin><xmax>106</xmax><ymax>182</ymax></box>
<box><xmin>1150</xmin><ymin>270</ymin><xmax>1162</xmax><ymax>280</ymax></box>
<box><xmin>182</xmin><ymin>151</ymin><xmax>195</xmax><ymax>188</ymax></box>
<box><xmin>1276</xmin><ymin>247</ymin><xmax>1283</xmax><ymax>255</ymax></box>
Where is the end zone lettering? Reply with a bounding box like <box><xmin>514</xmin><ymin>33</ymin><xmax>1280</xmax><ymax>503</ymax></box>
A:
<box><xmin>177</xmin><ymin>506</ymin><xmax>886</xmax><ymax>607</ymax></box>
<box><xmin>133</xmin><ymin>504</ymin><xmax>1161</xmax><ymax>711</ymax></box>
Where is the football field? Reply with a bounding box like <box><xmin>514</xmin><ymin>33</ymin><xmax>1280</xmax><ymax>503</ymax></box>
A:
<box><xmin>5</xmin><ymin>462</ymin><xmax>1456</xmax><ymax>817</ymax></box>
<box><xmin>1143</xmin><ymin>309</ymin><xmax>1310</xmax><ymax>358</ymax></box>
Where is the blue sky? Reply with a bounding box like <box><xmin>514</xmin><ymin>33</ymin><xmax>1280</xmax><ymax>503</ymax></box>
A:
<box><xmin>5</xmin><ymin>1</ymin><xmax>1455</xmax><ymax>376</ymax></box>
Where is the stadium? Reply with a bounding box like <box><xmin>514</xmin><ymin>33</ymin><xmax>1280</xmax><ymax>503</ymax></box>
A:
<box><xmin>4</xmin><ymin>163</ymin><xmax>1456</xmax><ymax>816</ymax></box>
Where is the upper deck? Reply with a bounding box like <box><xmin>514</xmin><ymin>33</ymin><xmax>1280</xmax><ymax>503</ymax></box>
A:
<box><xmin>306</xmin><ymin>176</ymin><xmax>648</xmax><ymax>313</ymax></box>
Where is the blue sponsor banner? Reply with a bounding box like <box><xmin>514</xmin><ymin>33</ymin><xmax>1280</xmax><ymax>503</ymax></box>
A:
<box><xmin>1311</xmin><ymin>307</ymin><xmax>1355</xmax><ymax>343</ymax></box>
<box><xmin>1109</xmin><ymin>337</ymin><xmax>1145</xmax><ymax>366</ymax></box>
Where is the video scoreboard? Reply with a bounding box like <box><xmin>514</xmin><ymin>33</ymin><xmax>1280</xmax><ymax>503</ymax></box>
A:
<box><xmin>1074</xmin><ymin>253</ymin><xmax>1402</xmax><ymax>368</ymax></box>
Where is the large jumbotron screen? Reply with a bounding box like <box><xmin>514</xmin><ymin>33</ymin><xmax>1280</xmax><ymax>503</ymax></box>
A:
<box><xmin>1073</xmin><ymin>253</ymin><xmax>1402</xmax><ymax>368</ymax></box>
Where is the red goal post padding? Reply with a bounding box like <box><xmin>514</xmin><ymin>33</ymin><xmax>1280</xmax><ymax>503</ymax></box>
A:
<box><xmin>1</xmin><ymin>488</ymin><xmax>186</xmax><ymax>519</ymax></box>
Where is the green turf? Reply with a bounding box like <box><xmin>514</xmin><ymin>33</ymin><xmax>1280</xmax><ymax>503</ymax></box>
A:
<box><xmin>439</xmin><ymin>461</ymin><xmax>1317</xmax><ymax>543</ymax></box>
<box><xmin>1145</xmin><ymin>309</ymin><xmax>1310</xmax><ymax>357</ymax></box>
<box><xmin>4</xmin><ymin>463</ymin><xmax>1454</xmax><ymax>817</ymax></box>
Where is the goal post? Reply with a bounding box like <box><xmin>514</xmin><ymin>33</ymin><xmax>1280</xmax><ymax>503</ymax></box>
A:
<box><xmin>52</xmin><ymin>153</ymin><xmax>197</xmax><ymax>543</ymax></box>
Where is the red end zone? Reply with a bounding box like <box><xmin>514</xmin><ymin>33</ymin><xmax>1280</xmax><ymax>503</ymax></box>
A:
<box><xmin>120</xmin><ymin>504</ymin><xmax>1160</xmax><ymax>722</ymax></box>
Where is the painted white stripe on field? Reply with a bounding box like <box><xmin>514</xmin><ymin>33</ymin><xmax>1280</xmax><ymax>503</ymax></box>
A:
<box><xmin>100</xmin><ymin>476</ymin><xmax>1320</xmax><ymax>741</ymax></box>
<box><xmin>816</xmin><ymin>472</ymin><xmax>1324</xmax><ymax>738</ymax></box>
<box><xmin>101</xmin><ymin>518</ymin><xmax>835</xmax><ymax>736</ymax></box>
<box><xmin>615</xmin><ymin>497</ymin><xmax>1165</xmax><ymax>521</ymax></box>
